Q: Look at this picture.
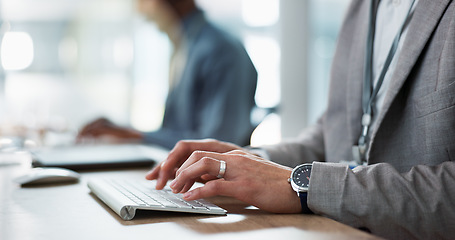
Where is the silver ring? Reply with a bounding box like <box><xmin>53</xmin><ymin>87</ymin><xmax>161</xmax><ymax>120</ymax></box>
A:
<box><xmin>217</xmin><ymin>160</ymin><xmax>226</xmax><ymax>178</ymax></box>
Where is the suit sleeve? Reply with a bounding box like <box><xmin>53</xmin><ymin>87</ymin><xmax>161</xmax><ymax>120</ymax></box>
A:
<box><xmin>308</xmin><ymin>161</ymin><xmax>455</xmax><ymax>239</ymax></box>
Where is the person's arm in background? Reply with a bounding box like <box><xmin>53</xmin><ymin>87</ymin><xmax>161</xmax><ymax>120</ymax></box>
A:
<box><xmin>76</xmin><ymin>117</ymin><xmax>142</xmax><ymax>143</ymax></box>
<box><xmin>77</xmin><ymin>35</ymin><xmax>256</xmax><ymax>150</ymax></box>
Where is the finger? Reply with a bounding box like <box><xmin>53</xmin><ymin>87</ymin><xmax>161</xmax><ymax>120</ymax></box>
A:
<box><xmin>148</xmin><ymin>152</ymin><xmax>183</xmax><ymax>189</ymax></box>
<box><xmin>180</xmin><ymin>179</ymin><xmax>196</xmax><ymax>193</ymax></box>
<box><xmin>162</xmin><ymin>140</ymin><xmax>240</xmax><ymax>189</ymax></box>
<box><xmin>200</xmin><ymin>174</ymin><xmax>217</xmax><ymax>181</ymax></box>
<box><xmin>155</xmin><ymin>141</ymin><xmax>191</xmax><ymax>189</ymax></box>
<box><xmin>176</xmin><ymin>150</ymin><xmax>227</xmax><ymax>178</ymax></box>
<box><xmin>167</xmin><ymin>139</ymin><xmax>239</xmax><ymax>167</ymax></box>
<box><xmin>145</xmin><ymin>163</ymin><xmax>162</xmax><ymax>180</ymax></box>
<box><xmin>171</xmin><ymin>156</ymin><xmax>222</xmax><ymax>193</ymax></box>
<box><xmin>162</xmin><ymin>141</ymin><xmax>195</xmax><ymax>180</ymax></box>
<box><xmin>145</xmin><ymin>162</ymin><xmax>168</xmax><ymax>189</ymax></box>
<box><xmin>182</xmin><ymin>179</ymin><xmax>235</xmax><ymax>201</ymax></box>
<box><xmin>156</xmin><ymin>162</ymin><xmax>177</xmax><ymax>190</ymax></box>
<box><xmin>172</xmin><ymin>156</ymin><xmax>221</xmax><ymax>193</ymax></box>
<box><xmin>176</xmin><ymin>149</ymin><xmax>254</xmax><ymax>179</ymax></box>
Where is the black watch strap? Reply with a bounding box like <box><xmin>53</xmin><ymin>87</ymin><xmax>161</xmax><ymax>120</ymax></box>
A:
<box><xmin>299</xmin><ymin>192</ymin><xmax>313</xmax><ymax>214</ymax></box>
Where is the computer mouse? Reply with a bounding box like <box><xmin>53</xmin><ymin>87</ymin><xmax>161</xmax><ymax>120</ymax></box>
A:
<box><xmin>14</xmin><ymin>167</ymin><xmax>81</xmax><ymax>186</ymax></box>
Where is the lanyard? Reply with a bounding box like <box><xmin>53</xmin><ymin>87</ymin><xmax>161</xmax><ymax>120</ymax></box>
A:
<box><xmin>353</xmin><ymin>0</ymin><xmax>416</xmax><ymax>164</ymax></box>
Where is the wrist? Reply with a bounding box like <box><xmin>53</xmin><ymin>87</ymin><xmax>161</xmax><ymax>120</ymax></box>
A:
<box><xmin>289</xmin><ymin>163</ymin><xmax>314</xmax><ymax>214</ymax></box>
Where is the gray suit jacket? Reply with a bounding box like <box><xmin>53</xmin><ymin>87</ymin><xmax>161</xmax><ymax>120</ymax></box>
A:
<box><xmin>263</xmin><ymin>0</ymin><xmax>455</xmax><ymax>239</ymax></box>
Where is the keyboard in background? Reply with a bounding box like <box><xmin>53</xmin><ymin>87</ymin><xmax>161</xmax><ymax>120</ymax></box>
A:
<box><xmin>31</xmin><ymin>144</ymin><xmax>169</xmax><ymax>170</ymax></box>
<box><xmin>88</xmin><ymin>178</ymin><xmax>227</xmax><ymax>220</ymax></box>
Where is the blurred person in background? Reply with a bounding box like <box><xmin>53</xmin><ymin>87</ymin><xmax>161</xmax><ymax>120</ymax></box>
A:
<box><xmin>77</xmin><ymin>0</ymin><xmax>257</xmax><ymax>149</ymax></box>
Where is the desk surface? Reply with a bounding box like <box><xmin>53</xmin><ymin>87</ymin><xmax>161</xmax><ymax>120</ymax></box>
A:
<box><xmin>0</xmin><ymin>158</ymin><xmax>381</xmax><ymax>240</ymax></box>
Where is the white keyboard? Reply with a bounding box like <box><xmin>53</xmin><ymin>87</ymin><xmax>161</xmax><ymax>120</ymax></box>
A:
<box><xmin>88</xmin><ymin>178</ymin><xmax>226</xmax><ymax>220</ymax></box>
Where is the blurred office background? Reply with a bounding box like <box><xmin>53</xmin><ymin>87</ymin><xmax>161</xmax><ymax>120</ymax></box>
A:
<box><xmin>0</xmin><ymin>0</ymin><xmax>349</xmax><ymax>149</ymax></box>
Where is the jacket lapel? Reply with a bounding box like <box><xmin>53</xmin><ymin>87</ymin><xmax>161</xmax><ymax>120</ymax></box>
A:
<box><xmin>368</xmin><ymin>0</ymin><xmax>452</xmax><ymax>149</ymax></box>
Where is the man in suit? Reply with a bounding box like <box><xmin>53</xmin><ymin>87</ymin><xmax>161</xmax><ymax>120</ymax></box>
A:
<box><xmin>77</xmin><ymin>0</ymin><xmax>257</xmax><ymax>149</ymax></box>
<box><xmin>145</xmin><ymin>0</ymin><xmax>455</xmax><ymax>239</ymax></box>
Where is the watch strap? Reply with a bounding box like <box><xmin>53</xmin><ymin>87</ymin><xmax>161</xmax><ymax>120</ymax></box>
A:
<box><xmin>299</xmin><ymin>192</ymin><xmax>313</xmax><ymax>214</ymax></box>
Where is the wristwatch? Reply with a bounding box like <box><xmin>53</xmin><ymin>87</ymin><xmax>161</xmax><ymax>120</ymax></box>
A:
<box><xmin>289</xmin><ymin>163</ymin><xmax>313</xmax><ymax>214</ymax></box>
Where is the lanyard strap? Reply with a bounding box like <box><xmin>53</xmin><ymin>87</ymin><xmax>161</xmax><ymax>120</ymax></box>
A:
<box><xmin>358</xmin><ymin>0</ymin><xmax>416</xmax><ymax>147</ymax></box>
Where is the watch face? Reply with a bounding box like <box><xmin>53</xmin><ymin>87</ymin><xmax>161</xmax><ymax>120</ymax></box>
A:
<box><xmin>292</xmin><ymin>164</ymin><xmax>312</xmax><ymax>188</ymax></box>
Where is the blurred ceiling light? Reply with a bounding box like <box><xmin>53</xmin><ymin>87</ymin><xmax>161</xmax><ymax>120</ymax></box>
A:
<box><xmin>1</xmin><ymin>32</ymin><xmax>34</xmax><ymax>71</ymax></box>
<box><xmin>242</xmin><ymin>0</ymin><xmax>279</xmax><ymax>27</ymax></box>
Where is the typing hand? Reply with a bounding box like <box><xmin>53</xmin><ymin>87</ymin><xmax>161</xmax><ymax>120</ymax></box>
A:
<box><xmin>168</xmin><ymin>149</ymin><xmax>302</xmax><ymax>213</ymax></box>
<box><xmin>145</xmin><ymin>139</ymin><xmax>243</xmax><ymax>190</ymax></box>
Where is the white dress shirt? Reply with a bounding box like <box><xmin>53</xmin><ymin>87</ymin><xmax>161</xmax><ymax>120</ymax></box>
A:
<box><xmin>370</xmin><ymin>0</ymin><xmax>419</xmax><ymax>130</ymax></box>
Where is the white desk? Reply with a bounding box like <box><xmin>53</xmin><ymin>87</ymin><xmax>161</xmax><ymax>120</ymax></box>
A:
<box><xmin>0</xmin><ymin>158</ymin><xmax>381</xmax><ymax>240</ymax></box>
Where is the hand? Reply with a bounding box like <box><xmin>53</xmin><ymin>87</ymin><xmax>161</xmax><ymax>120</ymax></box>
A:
<box><xmin>168</xmin><ymin>149</ymin><xmax>302</xmax><ymax>213</ymax></box>
<box><xmin>76</xmin><ymin>117</ymin><xmax>142</xmax><ymax>142</ymax></box>
<box><xmin>145</xmin><ymin>139</ymin><xmax>243</xmax><ymax>190</ymax></box>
